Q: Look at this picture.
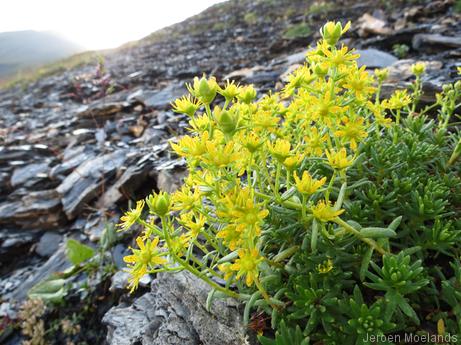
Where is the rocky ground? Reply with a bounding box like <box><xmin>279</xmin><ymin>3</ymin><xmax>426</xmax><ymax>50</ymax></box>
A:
<box><xmin>0</xmin><ymin>0</ymin><xmax>460</xmax><ymax>344</ymax></box>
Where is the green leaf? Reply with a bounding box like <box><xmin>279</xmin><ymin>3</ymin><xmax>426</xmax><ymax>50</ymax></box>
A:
<box><xmin>360</xmin><ymin>227</ymin><xmax>396</xmax><ymax>238</ymax></box>
<box><xmin>244</xmin><ymin>291</ymin><xmax>261</xmax><ymax>325</ymax></box>
<box><xmin>66</xmin><ymin>239</ymin><xmax>95</xmax><ymax>265</ymax></box>
<box><xmin>311</xmin><ymin>220</ymin><xmax>319</xmax><ymax>253</ymax></box>
<box><xmin>206</xmin><ymin>289</ymin><xmax>216</xmax><ymax>312</ymax></box>
<box><xmin>360</xmin><ymin>247</ymin><xmax>374</xmax><ymax>281</ymax></box>
<box><xmin>29</xmin><ymin>277</ymin><xmax>67</xmax><ymax>303</ymax></box>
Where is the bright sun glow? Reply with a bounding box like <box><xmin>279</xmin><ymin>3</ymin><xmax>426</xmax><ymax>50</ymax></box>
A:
<box><xmin>0</xmin><ymin>0</ymin><xmax>225</xmax><ymax>50</ymax></box>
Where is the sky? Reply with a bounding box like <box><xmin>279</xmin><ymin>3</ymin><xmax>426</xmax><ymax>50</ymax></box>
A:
<box><xmin>0</xmin><ymin>0</ymin><xmax>225</xmax><ymax>50</ymax></box>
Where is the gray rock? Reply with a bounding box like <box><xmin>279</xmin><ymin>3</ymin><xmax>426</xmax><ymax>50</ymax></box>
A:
<box><xmin>11</xmin><ymin>162</ymin><xmax>49</xmax><ymax>187</ymax></box>
<box><xmin>0</xmin><ymin>189</ymin><xmax>62</xmax><ymax>228</ymax></box>
<box><xmin>0</xmin><ymin>228</ymin><xmax>38</xmax><ymax>260</ymax></box>
<box><xmin>283</xmin><ymin>50</ymin><xmax>308</xmax><ymax>65</ymax></box>
<box><xmin>357</xmin><ymin>48</ymin><xmax>398</xmax><ymax>69</ymax></box>
<box><xmin>56</xmin><ymin>150</ymin><xmax>127</xmax><ymax>219</ymax></box>
<box><xmin>109</xmin><ymin>270</ymin><xmax>131</xmax><ymax>292</ymax></box>
<box><xmin>49</xmin><ymin>148</ymin><xmax>96</xmax><ymax>179</ymax></box>
<box><xmin>413</xmin><ymin>34</ymin><xmax>461</xmax><ymax>51</ymax></box>
<box><xmin>156</xmin><ymin>169</ymin><xmax>187</xmax><ymax>193</ymax></box>
<box><xmin>135</xmin><ymin>84</ymin><xmax>186</xmax><ymax>110</ymax></box>
<box><xmin>35</xmin><ymin>232</ymin><xmax>62</xmax><ymax>257</ymax></box>
<box><xmin>103</xmin><ymin>271</ymin><xmax>246</xmax><ymax>345</ymax></box>
<box><xmin>76</xmin><ymin>101</ymin><xmax>126</xmax><ymax>119</ymax></box>
<box><xmin>97</xmin><ymin>164</ymin><xmax>152</xmax><ymax>209</ymax></box>
<box><xmin>111</xmin><ymin>243</ymin><xmax>129</xmax><ymax>269</ymax></box>
<box><xmin>10</xmin><ymin>245</ymin><xmax>71</xmax><ymax>301</ymax></box>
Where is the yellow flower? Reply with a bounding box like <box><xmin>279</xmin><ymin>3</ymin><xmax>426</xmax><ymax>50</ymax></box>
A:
<box><xmin>179</xmin><ymin>212</ymin><xmax>206</xmax><ymax>237</ymax></box>
<box><xmin>283</xmin><ymin>154</ymin><xmax>304</xmax><ymax>172</ymax></box>
<box><xmin>311</xmin><ymin>61</ymin><xmax>330</xmax><ymax>78</ymax></box>
<box><xmin>171</xmin><ymin>95</ymin><xmax>201</xmax><ymax>117</ymax></box>
<box><xmin>218</xmin><ymin>262</ymin><xmax>234</xmax><ymax>281</ymax></box>
<box><xmin>189</xmin><ymin>114</ymin><xmax>212</xmax><ymax>133</ymax></box>
<box><xmin>383</xmin><ymin>89</ymin><xmax>411</xmax><ymax>110</ymax></box>
<box><xmin>334</xmin><ymin>116</ymin><xmax>368</xmax><ymax>150</ymax></box>
<box><xmin>283</xmin><ymin>65</ymin><xmax>314</xmax><ymax>97</ymax></box>
<box><xmin>218</xmin><ymin>187</ymin><xmax>269</xmax><ymax>232</ymax></box>
<box><xmin>366</xmin><ymin>101</ymin><xmax>392</xmax><ymax>127</ymax></box>
<box><xmin>411</xmin><ymin>62</ymin><xmax>426</xmax><ymax>77</ymax></box>
<box><xmin>325</xmin><ymin>148</ymin><xmax>354</xmax><ymax>170</ymax></box>
<box><xmin>240</xmin><ymin>131</ymin><xmax>264</xmax><ymax>153</ymax></box>
<box><xmin>343</xmin><ymin>66</ymin><xmax>375</xmax><ymax>99</ymax></box>
<box><xmin>171</xmin><ymin>186</ymin><xmax>201</xmax><ymax>212</ymax></box>
<box><xmin>310</xmin><ymin>90</ymin><xmax>348</xmax><ymax>123</ymax></box>
<box><xmin>217</xmin><ymin>224</ymin><xmax>242</xmax><ymax>251</ymax></box>
<box><xmin>171</xmin><ymin>133</ymin><xmax>208</xmax><ymax>157</ymax></box>
<box><xmin>218</xmin><ymin>80</ymin><xmax>240</xmax><ymax>101</ymax></box>
<box><xmin>321</xmin><ymin>45</ymin><xmax>359</xmax><ymax>67</ymax></box>
<box><xmin>230</xmin><ymin>248</ymin><xmax>263</xmax><ymax>286</ymax></box>
<box><xmin>311</xmin><ymin>200</ymin><xmax>344</xmax><ymax>222</ymax></box>
<box><xmin>203</xmin><ymin>140</ymin><xmax>240</xmax><ymax>168</ymax></box>
<box><xmin>268</xmin><ymin>138</ymin><xmax>292</xmax><ymax>162</ymax></box>
<box><xmin>168</xmin><ymin>233</ymin><xmax>190</xmax><ymax>257</ymax></box>
<box><xmin>458</xmin><ymin>66</ymin><xmax>461</xmax><ymax>75</ymax></box>
<box><xmin>237</xmin><ymin>85</ymin><xmax>257</xmax><ymax>104</ymax></box>
<box><xmin>118</xmin><ymin>200</ymin><xmax>144</xmax><ymax>231</ymax></box>
<box><xmin>252</xmin><ymin>110</ymin><xmax>280</xmax><ymax>131</ymax></box>
<box><xmin>304</xmin><ymin>126</ymin><xmax>328</xmax><ymax>156</ymax></box>
<box><xmin>294</xmin><ymin>171</ymin><xmax>326</xmax><ymax>195</ymax></box>
<box><xmin>124</xmin><ymin>237</ymin><xmax>167</xmax><ymax>291</ymax></box>
<box><xmin>317</xmin><ymin>258</ymin><xmax>334</xmax><ymax>273</ymax></box>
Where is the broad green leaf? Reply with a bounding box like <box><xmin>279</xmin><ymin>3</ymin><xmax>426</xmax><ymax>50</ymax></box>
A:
<box><xmin>29</xmin><ymin>277</ymin><xmax>66</xmax><ymax>303</ymax></box>
<box><xmin>66</xmin><ymin>239</ymin><xmax>95</xmax><ymax>265</ymax></box>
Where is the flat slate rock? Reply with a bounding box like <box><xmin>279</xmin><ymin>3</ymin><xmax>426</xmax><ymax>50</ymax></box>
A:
<box><xmin>413</xmin><ymin>33</ymin><xmax>461</xmax><ymax>51</ymax></box>
<box><xmin>76</xmin><ymin>101</ymin><xmax>126</xmax><ymax>119</ymax></box>
<box><xmin>103</xmin><ymin>271</ymin><xmax>246</xmax><ymax>345</ymax></box>
<box><xmin>11</xmin><ymin>162</ymin><xmax>49</xmax><ymax>187</ymax></box>
<box><xmin>0</xmin><ymin>189</ymin><xmax>62</xmax><ymax>228</ymax></box>
<box><xmin>134</xmin><ymin>84</ymin><xmax>186</xmax><ymax>110</ymax></box>
<box><xmin>35</xmin><ymin>232</ymin><xmax>63</xmax><ymax>257</ymax></box>
<box><xmin>56</xmin><ymin>150</ymin><xmax>127</xmax><ymax>219</ymax></box>
<box><xmin>357</xmin><ymin>48</ymin><xmax>398</xmax><ymax>68</ymax></box>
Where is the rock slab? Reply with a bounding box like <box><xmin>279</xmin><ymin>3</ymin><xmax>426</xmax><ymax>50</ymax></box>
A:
<box><xmin>103</xmin><ymin>271</ymin><xmax>247</xmax><ymax>345</ymax></box>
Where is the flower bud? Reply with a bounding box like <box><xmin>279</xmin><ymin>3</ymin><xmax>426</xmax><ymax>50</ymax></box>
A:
<box><xmin>215</xmin><ymin>107</ymin><xmax>239</xmax><ymax>135</ymax></box>
<box><xmin>320</xmin><ymin>21</ymin><xmax>350</xmax><ymax>46</ymax></box>
<box><xmin>454</xmin><ymin>80</ymin><xmax>461</xmax><ymax>91</ymax></box>
<box><xmin>312</xmin><ymin>62</ymin><xmax>329</xmax><ymax>77</ymax></box>
<box><xmin>411</xmin><ymin>62</ymin><xmax>426</xmax><ymax>77</ymax></box>
<box><xmin>146</xmin><ymin>192</ymin><xmax>171</xmax><ymax>217</ymax></box>
<box><xmin>187</xmin><ymin>75</ymin><xmax>218</xmax><ymax>104</ymax></box>
<box><xmin>237</xmin><ymin>85</ymin><xmax>257</xmax><ymax>104</ymax></box>
<box><xmin>442</xmin><ymin>84</ymin><xmax>452</xmax><ymax>93</ymax></box>
<box><xmin>374</xmin><ymin>68</ymin><xmax>389</xmax><ymax>82</ymax></box>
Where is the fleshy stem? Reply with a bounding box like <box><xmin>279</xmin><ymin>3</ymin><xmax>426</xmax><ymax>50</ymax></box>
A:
<box><xmin>333</xmin><ymin>217</ymin><xmax>387</xmax><ymax>255</ymax></box>
<box><xmin>160</xmin><ymin>216</ymin><xmax>240</xmax><ymax>299</ymax></box>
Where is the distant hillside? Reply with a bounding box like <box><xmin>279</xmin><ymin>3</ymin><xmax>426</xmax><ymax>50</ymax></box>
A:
<box><xmin>0</xmin><ymin>30</ymin><xmax>84</xmax><ymax>78</ymax></box>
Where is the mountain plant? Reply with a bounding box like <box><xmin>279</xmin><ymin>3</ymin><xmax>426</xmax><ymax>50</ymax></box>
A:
<box><xmin>119</xmin><ymin>21</ymin><xmax>461</xmax><ymax>344</ymax></box>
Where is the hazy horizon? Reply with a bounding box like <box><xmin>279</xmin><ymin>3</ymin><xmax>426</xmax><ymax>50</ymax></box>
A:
<box><xmin>0</xmin><ymin>0</ymin><xmax>225</xmax><ymax>50</ymax></box>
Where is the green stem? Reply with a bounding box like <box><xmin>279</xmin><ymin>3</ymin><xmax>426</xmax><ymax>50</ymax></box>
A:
<box><xmin>162</xmin><ymin>217</ymin><xmax>239</xmax><ymax>299</ymax></box>
<box><xmin>255</xmin><ymin>191</ymin><xmax>303</xmax><ymax>210</ymax></box>
<box><xmin>325</xmin><ymin>170</ymin><xmax>336</xmax><ymax>203</ymax></box>
<box><xmin>333</xmin><ymin>218</ymin><xmax>387</xmax><ymax>255</ymax></box>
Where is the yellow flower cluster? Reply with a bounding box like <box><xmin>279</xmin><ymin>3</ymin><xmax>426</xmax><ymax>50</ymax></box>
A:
<box><xmin>119</xmin><ymin>21</ymin><xmax>425</xmax><ymax>298</ymax></box>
